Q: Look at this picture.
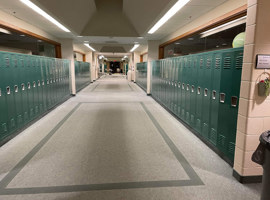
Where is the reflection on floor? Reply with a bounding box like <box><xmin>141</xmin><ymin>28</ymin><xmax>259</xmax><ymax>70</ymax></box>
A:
<box><xmin>0</xmin><ymin>75</ymin><xmax>262</xmax><ymax>199</ymax></box>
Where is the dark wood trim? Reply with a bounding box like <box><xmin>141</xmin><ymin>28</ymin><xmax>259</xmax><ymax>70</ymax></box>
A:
<box><xmin>141</xmin><ymin>52</ymin><xmax>148</xmax><ymax>56</ymax></box>
<box><xmin>140</xmin><ymin>55</ymin><xmax>143</xmax><ymax>62</ymax></box>
<box><xmin>159</xmin><ymin>46</ymin><xmax>164</xmax><ymax>59</ymax></box>
<box><xmin>159</xmin><ymin>5</ymin><xmax>247</xmax><ymax>48</ymax></box>
<box><xmin>55</xmin><ymin>44</ymin><xmax>62</xmax><ymax>58</ymax></box>
<box><xmin>83</xmin><ymin>54</ymin><xmax>86</xmax><ymax>62</ymax></box>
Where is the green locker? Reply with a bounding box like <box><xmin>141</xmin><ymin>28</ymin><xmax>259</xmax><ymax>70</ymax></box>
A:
<box><xmin>217</xmin><ymin>50</ymin><xmax>234</xmax><ymax>154</ymax></box>
<box><xmin>173</xmin><ymin>58</ymin><xmax>179</xmax><ymax>114</ymax></box>
<box><xmin>190</xmin><ymin>55</ymin><xmax>198</xmax><ymax>126</ymax></box>
<box><xmin>181</xmin><ymin>56</ymin><xmax>187</xmax><ymax>120</ymax></box>
<box><xmin>202</xmin><ymin>53</ymin><xmax>213</xmax><ymax>139</ymax></box>
<box><xmin>177</xmin><ymin>57</ymin><xmax>182</xmax><ymax>118</ymax></box>
<box><xmin>0</xmin><ymin>53</ymin><xmax>8</xmax><ymax>139</ymax></box>
<box><xmin>195</xmin><ymin>54</ymin><xmax>204</xmax><ymax>134</ymax></box>
<box><xmin>226</xmin><ymin>48</ymin><xmax>243</xmax><ymax>161</ymax></box>
<box><xmin>209</xmin><ymin>52</ymin><xmax>222</xmax><ymax>146</ymax></box>
<box><xmin>185</xmin><ymin>55</ymin><xmax>191</xmax><ymax>124</ymax></box>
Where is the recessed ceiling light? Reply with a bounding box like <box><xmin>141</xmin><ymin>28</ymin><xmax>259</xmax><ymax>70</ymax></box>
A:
<box><xmin>138</xmin><ymin>37</ymin><xmax>144</xmax><ymax>39</ymax></box>
<box><xmin>0</xmin><ymin>28</ymin><xmax>11</xmax><ymax>34</ymax></box>
<box><xmin>148</xmin><ymin>0</ymin><xmax>190</xmax><ymax>34</ymax></box>
<box><xmin>175</xmin><ymin>42</ymin><xmax>181</xmax><ymax>45</ymax></box>
<box><xmin>77</xmin><ymin>36</ymin><xmax>83</xmax><ymax>37</ymax></box>
<box><xmin>20</xmin><ymin>0</ymin><xmax>70</xmax><ymax>32</ymax></box>
<box><xmin>130</xmin><ymin>44</ymin><xmax>140</xmax><ymax>52</ymax></box>
<box><xmin>20</xmin><ymin>34</ymin><xmax>25</xmax><ymax>37</ymax></box>
<box><xmin>134</xmin><ymin>42</ymin><xmax>139</xmax><ymax>44</ymax></box>
<box><xmin>188</xmin><ymin>38</ymin><xmax>194</xmax><ymax>41</ymax></box>
<box><xmin>84</xmin><ymin>43</ymin><xmax>96</xmax><ymax>52</ymax></box>
<box><xmin>84</xmin><ymin>41</ymin><xmax>89</xmax><ymax>43</ymax></box>
<box><xmin>37</xmin><ymin>40</ymin><xmax>42</xmax><ymax>42</ymax></box>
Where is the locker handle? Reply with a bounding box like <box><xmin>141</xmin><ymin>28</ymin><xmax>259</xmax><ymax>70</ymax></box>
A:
<box><xmin>191</xmin><ymin>85</ymin><xmax>195</xmax><ymax>93</ymax></box>
<box><xmin>182</xmin><ymin>83</ymin><xmax>185</xmax><ymax>89</ymax></box>
<box><xmin>175</xmin><ymin>82</ymin><xmax>177</xmax><ymax>87</ymax></box>
<box><xmin>6</xmin><ymin>86</ymin><xmax>10</xmax><ymax>95</ymax></box>
<box><xmin>204</xmin><ymin>89</ymin><xmax>208</xmax><ymax>96</ymax></box>
<box><xmin>42</xmin><ymin>81</ymin><xmax>45</xmax><ymax>86</ymax></box>
<box><xmin>14</xmin><ymin>85</ymin><xmax>18</xmax><ymax>93</ymax></box>
<box><xmin>38</xmin><ymin>80</ymin><xmax>41</xmax><ymax>87</ymax></box>
<box><xmin>33</xmin><ymin>81</ymin><xmax>36</xmax><ymax>88</ymax></box>
<box><xmin>27</xmin><ymin>82</ymin><xmax>31</xmax><ymax>89</ymax></box>
<box><xmin>21</xmin><ymin>84</ymin><xmax>25</xmax><ymax>91</ymax></box>
<box><xmin>187</xmin><ymin>84</ymin><xmax>190</xmax><ymax>91</ymax></box>
<box><xmin>47</xmin><ymin>80</ymin><xmax>49</xmax><ymax>85</ymax></box>
<box><xmin>197</xmin><ymin>87</ymin><xmax>201</xmax><ymax>95</ymax></box>
<box><xmin>220</xmin><ymin>93</ymin><xmax>225</xmax><ymax>103</ymax></box>
<box><xmin>231</xmin><ymin>96</ymin><xmax>238</xmax><ymax>107</ymax></box>
<box><xmin>178</xmin><ymin>82</ymin><xmax>181</xmax><ymax>88</ymax></box>
<box><xmin>212</xmin><ymin>90</ymin><xmax>216</xmax><ymax>100</ymax></box>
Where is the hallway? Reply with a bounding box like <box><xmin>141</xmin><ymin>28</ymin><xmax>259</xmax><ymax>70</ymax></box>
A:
<box><xmin>0</xmin><ymin>75</ymin><xmax>261</xmax><ymax>200</ymax></box>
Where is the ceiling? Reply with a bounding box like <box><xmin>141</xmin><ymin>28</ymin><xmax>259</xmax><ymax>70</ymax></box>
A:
<box><xmin>0</xmin><ymin>0</ymin><xmax>228</xmax><ymax>57</ymax></box>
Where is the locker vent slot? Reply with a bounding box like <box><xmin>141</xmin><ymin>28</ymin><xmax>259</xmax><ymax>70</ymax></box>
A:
<box><xmin>194</xmin><ymin>60</ymin><xmax>197</xmax><ymax>68</ymax></box>
<box><xmin>220</xmin><ymin>93</ymin><xmax>225</xmax><ymax>103</ymax></box>
<box><xmin>5</xmin><ymin>57</ymin><xmax>10</xmax><ymax>67</ymax></box>
<box><xmin>206</xmin><ymin>58</ymin><xmax>211</xmax><ymax>68</ymax></box>
<box><xmin>191</xmin><ymin>85</ymin><xmax>195</xmax><ymax>93</ymax></box>
<box><xmin>204</xmin><ymin>88</ymin><xmax>208</xmax><ymax>96</ymax></box>
<box><xmin>236</xmin><ymin>56</ymin><xmax>243</xmax><ymax>69</ymax></box>
<box><xmin>6</xmin><ymin>86</ymin><xmax>10</xmax><ymax>95</ymax></box>
<box><xmin>215</xmin><ymin>58</ymin><xmax>221</xmax><ymax>69</ymax></box>
<box><xmin>231</xmin><ymin>96</ymin><xmax>238</xmax><ymax>107</ymax></box>
<box><xmin>14</xmin><ymin>58</ymin><xmax>18</xmax><ymax>67</ymax></box>
<box><xmin>224</xmin><ymin>57</ymin><xmax>231</xmax><ymax>68</ymax></box>
<box><xmin>187</xmin><ymin>84</ymin><xmax>190</xmax><ymax>91</ymax></box>
<box><xmin>27</xmin><ymin>82</ymin><xmax>31</xmax><ymax>89</ymax></box>
<box><xmin>182</xmin><ymin>83</ymin><xmax>185</xmax><ymax>89</ymax></box>
<box><xmin>200</xmin><ymin>59</ymin><xmax>203</xmax><ymax>68</ymax></box>
<box><xmin>14</xmin><ymin>85</ymin><xmax>18</xmax><ymax>93</ymax></box>
<box><xmin>218</xmin><ymin>135</ymin><xmax>226</xmax><ymax>147</ymax></box>
<box><xmin>21</xmin><ymin>84</ymin><xmax>25</xmax><ymax>91</ymax></box>
<box><xmin>197</xmin><ymin>87</ymin><xmax>201</xmax><ymax>95</ymax></box>
<box><xmin>38</xmin><ymin>80</ymin><xmax>41</xmax><ymax>87</ymax></box>
<box><xmin>20</xmin><ymin>59</ymin><xmax>24</xmax><ymax>67</ymax></box>
<box><xmin>212</xmin><ymin>90</ymin><xmax>216</xmax><ymax>100</ymax></box>
<box><xmin>33</xmin><ymin>81</ymin><xmax>36</xmax><ymax>88</ymax></box>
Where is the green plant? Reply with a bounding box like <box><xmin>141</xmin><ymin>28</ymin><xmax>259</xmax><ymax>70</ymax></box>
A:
<box><xmin>260</xmin><ymin>78</ymin><xmax>270</xmax><ymax>96</ymax></box>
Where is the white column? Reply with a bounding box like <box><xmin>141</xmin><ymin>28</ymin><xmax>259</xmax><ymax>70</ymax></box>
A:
<box><xmin>102</xmin><ymin>62</ymin><xmax>104</xmax><ymax>74</ymax></box>
<box><xmin>91</xmin><ymin>52</ymin><xmax>96</xmax><ymax>81</ymax></box>
<box><xmin>133</xmin><ymin>52</ymin><xmax>140</xmax><ymax>83</ymax></box>
<box><xmin>147</xmin><ymin>40</ymin><xmax>159</xmax><ymax>94</ymax></box>
<box><xmin>60</xmin><ymin>39</ymin><xmax>76</xmax><ymax>95</ymax></box>
<box><xmin>85</xmin><ymin>51</ymin><xmax>93</xmax><ymax>82</ymax></box>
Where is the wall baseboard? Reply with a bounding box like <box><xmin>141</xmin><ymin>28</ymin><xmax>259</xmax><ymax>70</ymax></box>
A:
<box><xmin>233</xmin><ymin>170</ymin><xmax>262</xmax><ymax>184</ymax></box>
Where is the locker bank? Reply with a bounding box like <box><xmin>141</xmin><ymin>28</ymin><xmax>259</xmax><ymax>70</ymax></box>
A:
<box><xmin>0</xmin><ymin>0</ymin><xmax>268</xmax><ymax>199</ymax></box>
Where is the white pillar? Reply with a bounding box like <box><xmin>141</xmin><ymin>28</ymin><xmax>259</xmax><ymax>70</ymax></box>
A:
<box><xmin>85</xmin><ymin>51</ymin><xmax>93</xmax><ymax>82</ymax></box>
<box><xmin>60</xmin><ymin>39</ymin><xmax>76</xmax><ymax>95</ymax></box>
<box><xmin>133</xmin><ymin>52</ymin><xmax>140</xmax><ymax>83</ymax></box>
<box><xmin>147</xmin><ymin>40</ymin><xmax>159</xmax><ymax>95</ymax></box>
<box><xmin>102</xmin><ymin>62</ymin><xmax>104</xmax><ymax>74</ymax></box>
<box><xmin>91</xmin><ymin>52</ymin><xmax>96</xmax><ymax>81</ymax></box>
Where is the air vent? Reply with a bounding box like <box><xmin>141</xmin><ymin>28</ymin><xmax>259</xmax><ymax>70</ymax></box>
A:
<box><xmin>200</xmin><ymin>58</ymin><xmax>203</xmax><ymax>68</ymax></box>
<box><xmin>224</xmin><ymin>57</ymin><xmax>231</xmax><ymax>69</ymax></box>
<box><xmin>206</xmin><ymin>58</ymin><xmax>211</xmax><ymax>68</ymax></box>
<box><xmin>236</xmin><ymin>56</ymin><xmax>243</xmax><ymax>69</ymax></box>
<box><xmin>215</xmin><ymin>57</ymin><xmax>221</xmax><ymax>69</ymax></box>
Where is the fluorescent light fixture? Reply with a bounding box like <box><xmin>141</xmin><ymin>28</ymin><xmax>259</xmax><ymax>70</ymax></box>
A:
<box><xmin>0</xmin><ymin>28</ymin><xmax>11</xmax><ymax>34</ymax></box>
<box><xmin>148</xmin><ymin>0</ymin><xmax>190</xmax><ymax>34</ymax></box>
<box><xmin>200</xmin><ymin>16</ymin><xmax>247</xmax><ymax>38</ymax></box>
<box><xmin>84</xmin><ymin>43</ymin><xmax>96</xmax><ymax>52</ymax></box>
<box><xmin>130</xmin><ymin>44</ymin><xmax>140</xmax><ymax>52</ymax></box>
<box><xmin>20</xmin><ymin>0</ymin><xmax>70</xmax><ymax>32</ymax></box>
<box><xmin>77</xmin><ymin>36</ymin><xmax>83</xmax><ymax>37</ymax></box>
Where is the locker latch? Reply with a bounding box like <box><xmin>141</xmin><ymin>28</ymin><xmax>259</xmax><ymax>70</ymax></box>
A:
<box><xmin>14</xmin><ymin>85</ymin><xmax>18</xmax><ymax>93</ymax></box>
<box><xmin>204</xmin><ymin>89</ymin><xmax>208</xmax><ymax>96</ymax></box>
<box><xmin>220</xmin><ymin>93</ymin><xmax>225</xmax><ymax>103</ymax></box>
<box><xmin>197</xmin><ymin>87</ymin><xmax>201</xmax><ymax>95</ymax></box>
<box><xmin>6</xmin><ymin>87</ymin><xmax>10</xmax><ymax>95</ymax></box>
<box><xmin>212</xmin><ymin>90</ymin><xmax>216</xmax><ymax>100</ymax></box>
<box><xmin>231</xmin><ymin>96</ymin><xmax>238</xmax><ymax>107</ymax></box>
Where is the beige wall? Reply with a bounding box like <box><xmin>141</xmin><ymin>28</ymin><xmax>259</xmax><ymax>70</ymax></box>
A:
<box><xmin>160</xmin><ymin>0</ymin><xmax>247</xmax><ymax>45</ymax></box>
<box><xmin>143</xmin><ymin>54</ymin><xmax>148</xmax><ymax>62</ymax></box>
<box><xmin>75</xmin><ymin>52</ymin><xmax>83</xmax><ymax>62</ymax></box>
<box><xmin>234</xmin><ymin>0</ymin><xmax>270</xmax><ymax>177</ymax></box>
<box><xmin>0</xmin><ymin>10</ymin><xmax>58</xmax><ymax>43</ymax></box>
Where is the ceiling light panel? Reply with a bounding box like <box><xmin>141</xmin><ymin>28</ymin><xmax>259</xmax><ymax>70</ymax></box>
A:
<box><xmin>148</xmin><ymin>0</ymin><xmax>190</xmax><ymax>34</ymax></box>
<box><xmin>20</xmin><ymin>0</ymin><xmax>70</xmax><ymax>32</ymax></box>
<box><xmin>84</xmin><ymin>43</ymin><xmax>96</xmax><ymax>52</ymax></box>
<box><xmin>130</xmin><ymin>44</ymin><xmax>140</xmax><ymax>52</ymax></box>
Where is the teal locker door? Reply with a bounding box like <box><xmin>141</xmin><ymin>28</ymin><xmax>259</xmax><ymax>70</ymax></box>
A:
<box><xmin>161</xmin><ymin>60</ymin><xmax>166</xmax><ymax>103</ymax></box>
<box><xmin>202</xmin><ymin>53</ymin><xmax>213</xmax><ymax>139</ymax></box>
<box><xmin>20</xmin><ymin>55</ymin><xmax>29</xmax><ymax>124</ymax></box>
<box><xmin>41</xmin><ymin>58</ymin><xmax>47</xmax><ymax>111</ymax></box>
<box><xmin>33</xmin><ymin>57</ymin><xmax>39</xmax><ymax>117</ymax></box>
<box><xmin>185</xmin><ymin>56</ymin><xmax>191</xmax><ymax>124</ymax></box>
<box><xmin>12</xmin><ymin>54</ymin><xmax>23</xmax><ymax>128</ymax></box>
<box><xmin>177</xmin><ymin>57</ymin><xmax>182</xmax><ymax>118</ymax></box>
<box><xmin>4</xmin><ymin>53</ymin><xmax>17</xmax><ymax>133</ymax></box>
<box><xmin>226</xmin><ymin>48</ymin><xmax>243</xmax><ymax>161</ymax></box>
<box><xmin>0</xmin><ymin>53</ymin><xmax>8</xmax><ymax>139</ymax></box>
<box><xmin>173</xmin><ymin>58</ymin><xmax>179</xmax><ymax>114</ymax></box>
<box><xmin>190</xmin><ymin>55</ymin><xmax>197</xmax><ymax>127</ymax></box>
<box><xmin>37</xmin><ymin>58</ymin><xmax>43</xmax><ymax>113</ymax></box>
<box><xmin>164</xmin><ymin>60</ymin><xmax>169</xmax><ymax>108</ymax></box>
<box><xmin>195</xmin><ymin>54</ymin><xmax>204</xmax><ymax>134</ymax></box>
<box><xmin>217</xmin><ymin>50</ymin><xmax>234</xmax><ymax>155</ymax></box>
<box><xmin>170</xmin><ymin>59</ymin><xmax>175</xmax><ymax>111</ymax></box>
<box><xmin>181</xmin><ymin>56</ymin><xmax>187</xmax><ymax>120</ymax></box>
<box><xmin>209</xmin><ymin>52</ymin><xmax>222</xmax><ymax>146</ymax></box>
<box><xmin>152</xmin><ymin>61</ymin><xmax>156</xmax><ymax>98</ymax></box>
<box><xmin>26</xmin><ymin>56</ymin><xmax>34</xmax><ymax>120</ymax></box>
<box><xmin>168</xmin><ymin>59</ymin><xmax>173</xmax><ymax>110</ymax></box>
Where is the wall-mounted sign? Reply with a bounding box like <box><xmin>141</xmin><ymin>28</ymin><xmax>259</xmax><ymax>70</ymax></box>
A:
<box><xmin>256</xmin><ymin>54</ymin><xmax>270</xmax><ymax>69</ymax></box>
